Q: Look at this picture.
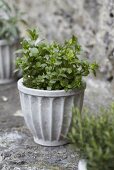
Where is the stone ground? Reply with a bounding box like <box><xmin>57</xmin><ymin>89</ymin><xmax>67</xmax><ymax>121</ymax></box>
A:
<box><xmin>0</xmin><ymin>78</ymin><xmax>114</xmax><ymax>170</ymax></box>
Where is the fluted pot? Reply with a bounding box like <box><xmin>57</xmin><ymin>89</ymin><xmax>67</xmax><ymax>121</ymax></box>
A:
<box><xmin>18</xmin><ymin>78</ymin><xmax>86</xmax><ymax>146</ymax></box>
<box><xmin>0</xmin><ymin>39</ymin><xmax>17</xmax><ymax>84</ymax></box>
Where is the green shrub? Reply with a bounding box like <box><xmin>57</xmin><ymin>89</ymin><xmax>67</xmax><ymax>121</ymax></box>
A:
<box><xmin>0</xmin><ymin>0</ymin><xmax>26</xmax><ymax>40</ymax></box>
<box><xmin>16</xmin><ymin>28</ymin><xmax>98</xmax><ymax>90</ymax></box>
<box><xmin>68</xmin><ymin>105</ymin><xmax>114</xmax><ymax>170</ymax></box>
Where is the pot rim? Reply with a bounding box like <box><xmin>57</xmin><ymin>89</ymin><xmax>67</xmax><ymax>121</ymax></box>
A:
<box><xmin>78</xmin><ymin>159</ymin><xmax>87</xmax><ymax>170</ymax></box>
<box><xmin>0</xmin><ymin>39</ymin><xmax>9</xmax><ymax>45</ymax></box>
<box><xmin>18</xmin><ymin>78</ymin><xmax>86</xmax><ymax>97</ymax></box>
<box><xmin>0</xmin><ymin>39</ymin><xmax>18</xmax><ymax>46</ymax></box>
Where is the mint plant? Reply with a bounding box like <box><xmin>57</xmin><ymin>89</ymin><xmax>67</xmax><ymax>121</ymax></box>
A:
<box><xmin>0</xmin><ymin>0</ymin><xmax>26</xmax><ymax>41</ymax></box>
<box><xmin>68</xmin><ymin>104</ymin><xmax>114</xmax><ymax>170</ymax></box>
<box><xmin>16</xmin><ymin>28</ymin><xmax>98</xmax><ymax>90</ymax></box>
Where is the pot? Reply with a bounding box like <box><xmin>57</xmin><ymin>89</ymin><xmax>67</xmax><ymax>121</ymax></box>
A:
<box><xmin>18</xmin><ymin>78</ymin><xmax>85</xmax><ymax>146</ymax></box>
<box><xmin>0</xmin><ymin>39</ymin><xmax>18</xmax><ymax>84</ymax></box>
<box><xmin>78</xmin><ymin>159</ymin><xmax>87</xmax><ymax>170</ymax></box>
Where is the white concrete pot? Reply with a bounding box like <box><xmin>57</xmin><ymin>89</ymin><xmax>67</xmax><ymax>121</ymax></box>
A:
<box><xmin>0</xmin><ymin>39</ymin><xmax>17</xmax><ymax>84</ymax></box>
<box><xmin>78</xmin><ymin>159</ymin><xmax>87</xmax><ymax>170</ymax></box>
<box><xmin>18</xmin><ymin>78</ymin><xmax>85</xmax><ymax>146</ymax></box>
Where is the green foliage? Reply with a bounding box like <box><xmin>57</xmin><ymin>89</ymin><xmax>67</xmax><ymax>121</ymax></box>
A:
<box><xmin>0</xmin><ymin>0</ymin><xmax>26</xmax><ymax>40</ymax></box>
<box><xmin>68</xmin><ymin>104</ymin><xmax>114</xmax><ymax>170</ymax></box>
<box><xmin>16</xmin><ymin>28</ymin><xmax>98</xmax><ymax>90</ymax></box>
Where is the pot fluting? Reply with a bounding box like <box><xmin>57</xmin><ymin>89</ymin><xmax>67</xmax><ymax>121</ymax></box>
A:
<box><xmin>18</xmin><ymin>78</ymin><xmax>85</xmax><ymax>146</ymax></box>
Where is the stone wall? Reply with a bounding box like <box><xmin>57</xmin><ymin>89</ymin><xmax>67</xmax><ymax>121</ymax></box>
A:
<box><xmin>10</xmin><ymin>0</ymin><xmax>114</xmax><ymax>80</ymax></box>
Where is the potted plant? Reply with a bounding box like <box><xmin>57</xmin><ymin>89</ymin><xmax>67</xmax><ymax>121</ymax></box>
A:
<box><xmin>0</xmin><ymin>0</ymin><xmax>26</xmax><ymax>84</ymax></box>
<box><xmin>16</xmin><ymin>28</ymin><xmax>98</xmax><ymax>146</ymax></box>
<box><xmin>68</xmin><ymin>105</ymin><xmax>114</xmax><ymax>170</ymax></box>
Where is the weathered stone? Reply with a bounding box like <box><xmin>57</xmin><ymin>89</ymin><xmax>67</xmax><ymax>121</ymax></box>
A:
<box><xmin>8</xmin><ymin>0</ymin><xmax>114</xmax><ymax>80</ymax></box>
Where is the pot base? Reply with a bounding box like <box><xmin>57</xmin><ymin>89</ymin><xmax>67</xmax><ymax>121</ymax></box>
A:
<box><xmin>0</xmin><ymin>79</ymin><xmax>14</xmax><ymax>84</ymax></box>
<box><xmin>34</xmin><ymin>137</ymin><xmax>68</xmax><ymax>146</ymax></box>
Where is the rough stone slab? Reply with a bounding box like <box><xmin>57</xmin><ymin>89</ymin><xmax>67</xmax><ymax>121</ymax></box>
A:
<box><xmin>0</xmin><ymin>129</ymin><xmax>79</xmax><ymax>170</ymax></box>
